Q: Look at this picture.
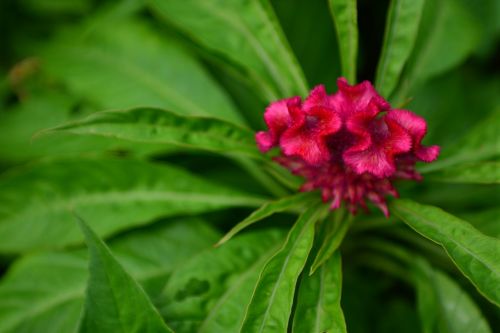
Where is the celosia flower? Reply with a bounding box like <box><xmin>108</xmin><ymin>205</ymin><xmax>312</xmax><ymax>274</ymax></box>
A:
<box><xmin>256</xmin><ymin>78</ymin><xmax>439</xmax><ymax>217</ymax></box>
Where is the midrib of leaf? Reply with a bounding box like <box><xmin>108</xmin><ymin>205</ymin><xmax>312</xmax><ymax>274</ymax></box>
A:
<box><xmin>60</xmin><ymin>122</ymin><xmax>256</xmax><ymax>150</ymax></box>
<box><xmin>69</xmin><ymin>47</ymin><xmax>209</xmax><ymax>116</ymax></box>
<box><xmin>197</xmin><ymin>243</ymin><xmax>281</xmax><ymax>333</ymax></box>
<box><xmin>198</xmin><ymin>1</ymin><xmax>304</xmax><ymax>97</ymax></box>
<box><xmin>7</xmin><ymin>189</ymin><xmax>265</xmax><ymax>220</ymax></box>
<box><xmin>376</xmin><ymin>0</ymin><xmax>402</xmax><ymax>91</ymax></box>
<box><xmin>97</xmin><ymin>251</ymin><xmax>128</xmax><ymax>333</ymax></box>
<box><xmin>396</xmin><ymin>205</ymin><xmax>499</xmax><ymax>281</ymax></box>
<box><xmin>256</xmin><ymin>213</ymin><xmax>318</xmax><ymax>333</ymax></box>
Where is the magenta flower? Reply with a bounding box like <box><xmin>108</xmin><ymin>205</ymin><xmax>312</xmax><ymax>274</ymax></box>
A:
<box><xmin>256</xmin><ymin>78</ymin><xmax>439</xmax><ymax>217</ymax></box>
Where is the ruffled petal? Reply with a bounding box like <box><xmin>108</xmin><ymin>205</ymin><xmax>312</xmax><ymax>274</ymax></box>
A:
<box><xmin>331</xmin><ymin>77</ymin><xmax>390</xmax><ymax>118</ymax></box>
<box><xmin>280</xmin><ymin>129</ymin><xmax>327</xmax><ymax>164</ymax></box>
<box><xmin>303</xmin><ymin>85</ymin><xmax>329</xmax><ymax>111</ymax></box>
<box><xmin>386</xmin><ymin>109</ymin><xmax>439</xmax><ymax>162</ymax></box>
<box><xmin>260</xmin><ymin>96</ymin><xmax>301</xmax><ymax>150</ymax></box>
<box><xmin>416</xmin><ymin>145</ymin><xmax>440</xmax><ymax>162</ymax></box>
<box><xmin>343</xmin><ymin>147</ymin><xmax>396</xmax><ymax>177</ymax></box>
<box><xmin>255</xmin><ymin>131</ymin><xmax>273</xmax><ymax>152</ymax></box>
<box><xmin>345</xmin><ymin>100</ymin><xmax>380</xmax><ymax>152</ymax></box>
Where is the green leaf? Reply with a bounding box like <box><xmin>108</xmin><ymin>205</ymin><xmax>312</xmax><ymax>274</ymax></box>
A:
<box><xmin>0</xmin><ymin>218</ymin><xmax>219</xmax><ymax>333</ymax></box>
<box><xmin>310</xmin><ymin>211</ymin><xmax>352</xmax><ymax>275</ymax></box>
<box><xmin>41</xmin><ymin>18</ymin><xmax>243</xmax><ymax>124</ymax></box>
<box><xmin>292</xmin><ymin>252</ymin><xmax>346</xmax><ymax>333</ymax></box>
<box><xmin>215</xmin><ymin>192</ymin><xmax>318</xmax><ymax>246</ymax></box>
<box><xmin>240</xmin><ymin>204</ymin><xmax>325</xmax><ymax>332</ymax></box>
<box><xmin>0</xmin><ymin>92</ymin><xmax>172</xmax><ymax>162</ymax></box>
<box><xmin>420</xmin><ymin>107</ymin><xmax>500</xmax><ymax>173</ymax></box>
<box><xmin>426</xmin><ymin>161</ymin><xmax>500</xmax><ymax>184</ymax></box>
<box><xmin>395</xmin><ymin>0</ymin><xmax>482</xmax><ymax>99</ymax></box>
<box><xmin>413</xmin><ymin>258</ymin><xmax>492</xmax><ymax>333</ymax></box>
<box><xmin>328</xmin><ymin>0</ymin><xmax>358</xmax><ymax>83</ymax></box>
<box><xmin>76</xmin><ymin>215</ymin><xmax>173</xmax><ymax>333</ymax></box>
<box><xmin>158</xmin><ymin>229</ymin><xmax>285</xmax><ymax>333</ymax></box>
<box><xmin>148</xmin><ymin>0</ymin><xmax>308</xmax><ymax>100</ymax></box>
<box><xmin>273</xmin><ymin>0</ymin><xmax>341</xmax><ymax>90</ymax></box>
<box><xmin>375</xmin><ymin>0</ymin><xmax>425</xmax><ymax>97</ymax></box>
<box><xmin>0</xmin><ymin>92</ymin><xmax>75</xmax><ymax>161</ymax></box>
<box><xmin>40</xmin><ymin>107</ymin><xmax>260</xmax><ymax>159</ymax></box>
<box><xmin>0</xmin><ymin>158</ymin><xmax>264</xmax><ymax>253</ymax></box>
<box><xmin>391</xmin><ymin>199</ymin><xmax>500</xmax><ymax>306</ymax></box>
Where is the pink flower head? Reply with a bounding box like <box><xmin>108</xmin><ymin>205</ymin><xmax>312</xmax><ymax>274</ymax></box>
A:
<box><xmin>256</xmin><ymin>78</ymin><xmax>439</xmax><ymax>217</ymax></box>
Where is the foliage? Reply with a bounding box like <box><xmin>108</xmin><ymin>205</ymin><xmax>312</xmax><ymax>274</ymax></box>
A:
<box><xmin>0</xmin><ymin>0</ymin><xmax>498</xmax><ymax>332</ymax></box>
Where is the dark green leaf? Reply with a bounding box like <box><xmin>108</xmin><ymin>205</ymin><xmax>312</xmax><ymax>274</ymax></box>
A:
<box><xmin>391</xmin><ymin>199</ymin><xmax>500</xmax><ymax>306</ymax></box>
<box><xmin>375</xmin><ymin>0</ymin><xmax>425</xmax><ymax>97</ymax></box>
<box><xmin>216</xmin><ymin>192</ymin><xmax>318</xmax><ymax>246</ymax></box>
<box><xmin>0</xmin><ymin>158</ymin><xmax>264</xmax><ymax>253</ymax></box>
<box><xmin>328</xmin><ymin>0</ymin><xmax>358</xmax><ymax>83</ymax></box>
<box><xmin>42</xmin><ymin>18</ymin><xmax>243</xmax><ymax>124</ymax></box>
<box><xmin>159</xmin><ymin>229</ymin><xmax>285</xmax><ymax>333</ymax></box>
<box><xmin>413</xmin><ymin>258</ymin><xmax>492</xmax><ymax>333</ymax></box>
<box><xmin>41</xmin><ymin>107</ymin><xmax>260</xmax><ymax>159</ymax></box>
<box><xmin>395</xmin><ymin>0</ymin><xmax>482</xmax><ymax>99</ymax></box>
<box><xmin>292</xmin><ymin>252</ymin><xmax>346</xmax><ymax>333</ymax></box>
<box><xmin>148</xmin><ymin>0</ymin><xmax>308</xmax><ymax>100</ymax></box>
<box><xmin>0</xmin><ymin>218</ymin><xmax>218</xmax><ymax>333</ymax></box>
<box><xmin>240</xmin><ymin>204</ymin><xmax>325</xmax><ymax>332</ymax></box>
<box><xmin>461</xmin><ymin>208</ymin><xmax>500</xmax><ymax>239</ymax></box>
<box><xmin>420</xmin><ymin>108</ymin><xmax>500</xmax><ymax>173</ymax></box>
<box><xmin>76</xmin><ymin>216</ymin><xmax>173</xmax><ymax>333</ymax></box>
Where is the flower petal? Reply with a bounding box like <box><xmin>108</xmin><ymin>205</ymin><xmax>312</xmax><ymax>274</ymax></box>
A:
<box><xmin>386</xmin><ymin>109</ymin><xmax>439</xmax><ymax>162</ymax></box>
<box><xmin>344</xmin><ymin>147</ymin><xmax>396</xmax><ymax>177</ymax></box>
<box><xmin>260</xmin><ymin>96</ymin><xmax>301</xmax><ymax>150</ymax></box>
<box><xmin>280</xmin><ymin>130</ymin><xmax>327</xmax><ymax>164</ymax></box>
<box><xmin>331</xmin><ymin>77</ymin><xmax>390</xmax><ymax>118</ymax></box>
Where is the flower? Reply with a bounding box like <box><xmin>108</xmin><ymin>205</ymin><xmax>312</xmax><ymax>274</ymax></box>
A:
<box><xmin>256</xmin><ymin>78</ymin><xmax>439</xmax><ymax>217</ymax></box>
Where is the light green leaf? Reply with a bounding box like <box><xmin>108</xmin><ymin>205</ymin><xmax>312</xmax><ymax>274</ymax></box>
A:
<box><xmin>216</xmin><ymin>191</ymin><xmax>318</xmax><ymax>247</ymax></box>
<box><xmin>391</xmin><ymin>199</ymin><xmax>500</xmax><ymax>306</ymax></box>
<box><xmin>40</xmin><ymin>107</ymin><xmax>259</xmax><ymax>159</ymax></box>
<box><xmin>76</xmin><ymin>216</ymin><xmax>173</xmax><ymax>333</ymax></box>
<box><xmin>158</xmin><ymin>229</ymin><xmax>285</xmax><ymax>333</ymax></box>
<box><xmin>427</xmin><ymin>161</ymin><xmax>500</xmax><ymax>184</ymax></box>
<box><xmin>240</xmin><ymin>204</ymin><xmax>325</xmax><ymax>332</ymax></box>
<box><xmin>375</xmin><ymin>0</ymin><xmax>425</xmax><ymax>97</ymax></box>
<box><xmin>413</xmin><ymin>258</ymin><xmax>492</xmax><ymax>333</ymax></box>
<box><xmin>42</xmin><ymin>18</ymin><xmax>243</xmax><ymax>124</ymax></box>
<box><xmin>328</xmin><ymin>0</ymin><xmax>358</xmax><ymax>83</ymax></box>
<box><xmin>0</xmin><ymin>218</ymin><xmax>218</xmax><ymax>333</ymax></box>
<box><xmin>292</xmin><ymin>252</ymin><xmax>346</xmax><ymax>333</ymax></box>
<box><xmin>148</xmin><ymin>0</ymin><xmax>308</xmax><ymax>100</ymax></box>
<box><xmin>0</xmin><ymin>158</ymin><xmax>264</xmax><ymax>253</ymax></box>
<box><xmin>310</xmin><ymin>211</ymin><xmax>352</xmax><ymax>275</ymax></box>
